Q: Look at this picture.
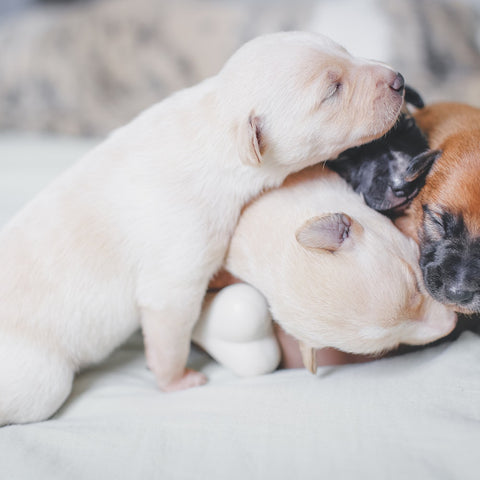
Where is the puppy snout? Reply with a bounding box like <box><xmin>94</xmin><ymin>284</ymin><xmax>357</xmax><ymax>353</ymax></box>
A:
<box><xmin>389</xmin><ymin>72</ymin><xmax>405</xmax><ymax>93</ymax></box>
<box><xmin>392</xmin><ymin>187</ymin><xmax>406</xmax><ymax>198</ymax></box>
<box><xmin>444</xmin><ymin>285</ymin><xmax>475</xmax><ymax>305</ymax></box>
<box><xmin>390</xmin><ymin>178</ymin><xmax>414</xmax><ymax>198</ymax></box>
<box><xmin>390</xmin><ymin>179</ymin><xmax>407</xmax><ymax>197</ymax></box>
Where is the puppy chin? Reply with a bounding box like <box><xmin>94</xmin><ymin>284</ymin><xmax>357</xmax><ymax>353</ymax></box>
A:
<box><xmin>423</xmin><ymin>285</ymin><xmax>480</xmax><ymax>315</ymax></box>
<box><xmin>366</xmin><ymin>195</ymin><xmax>411</xmax><ymax>214</ymax></box>
<box><xmin>441</xmin><ymin>301</ymin><xmax>480</xmax><ymax>315</ymax></box>
<box><xmin>353</xmin><ymin>97</ymin><xmax>403</xmax><ymax>147</ymax></box>
<box><xmin>372</xmin><ymin>192</ymin><xmax>418</xmax><ymax>216</ymax></box>
<box><xmin>452</xmin><ymin>305</ymin><xmax>478</xmax><ymax>315</ymax></box>
<box><xmin>370</xmin><ymin>94</ymin><xmax>404</xmax><ymax>139</ymax></box>
<box><xmin>358</xmin><ymin>116</ymin><xmax>400</xmax><ymax>146</ymax></box>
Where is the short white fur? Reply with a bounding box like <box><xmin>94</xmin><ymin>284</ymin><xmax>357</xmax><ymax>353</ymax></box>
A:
<box><xmin>0</xmin><ymin>31</ymin><xmax>405</xmax><ymax>425</ymax></box>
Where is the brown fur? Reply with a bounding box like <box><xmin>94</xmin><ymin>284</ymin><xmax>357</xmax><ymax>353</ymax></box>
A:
<box><xmin>398</xmin><ymin>103</ymin><xmax>480</xmax><ymax>240</ymax></box>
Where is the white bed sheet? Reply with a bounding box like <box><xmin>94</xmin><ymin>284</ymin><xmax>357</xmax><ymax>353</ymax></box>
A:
<box><xmin>1</xmin><ymin>134</ymin><xmax>479</xmax><ymax>480</ymax></box>
<box><xmin>2</xmin><ymin>331</ymin><xmax>480</xmax><ymax>480</ymax></box>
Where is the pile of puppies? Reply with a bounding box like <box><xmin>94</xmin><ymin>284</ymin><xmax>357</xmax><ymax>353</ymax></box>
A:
<box><xmin>328</xmin><ymin>91</ymin><xmax>480</xmax><ymax>317</ymax></box>
<box><xmin>0</xmin><ymin>31</ymin><xmax>476</xmax><ymax>426</ymax></box>
<box><xmin>197</xmin><ymin>90</ymin><xmax>480</xmax><ymax>374</ymax></box>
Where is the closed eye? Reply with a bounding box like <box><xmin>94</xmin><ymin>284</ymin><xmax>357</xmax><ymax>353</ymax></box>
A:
<box><xmin>423</xmin><ymin>205</ymin><xmax>446</xmax><ymax>239</ymax></box>
<box><xmin>324</xmin><ymin>82</ymin><xmax>342</xmax><ymax>101</ymax></box>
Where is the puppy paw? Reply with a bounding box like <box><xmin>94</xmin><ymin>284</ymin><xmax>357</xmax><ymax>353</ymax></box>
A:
<box><xmin>162</xmin><ymin>369</ymin><xmax>208</xmax><ymax>392</ymax></box>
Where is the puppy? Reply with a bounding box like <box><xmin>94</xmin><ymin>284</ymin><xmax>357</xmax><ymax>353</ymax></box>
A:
<box><xmin>0</xmin><ymin>31</ymin><xmax>405</xmax><ymax>426</ymax></box>
<box><xmin>223</xmin><ymin>165</ymin><xmax>457</xmax><ymax>372</ymax></box>
<box><xmin>326</xmin><ymin>87</ymin><xmax>441</xmax><ymax>217</ymax></box>
<box><xmin>396</xmin><ymin>102</ymin><xmax>480</xmax><ymax>313</ymax></box>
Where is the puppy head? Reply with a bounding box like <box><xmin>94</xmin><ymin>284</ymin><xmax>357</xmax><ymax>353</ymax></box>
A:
<box><xmin>399</xmin><ymin>103</ymin><xmax>480</xmax><ymax>313</ymax></box>
<box><xmin>419</xmin><ymin>204</ymin><xmax>480</xmax><ymax>313</ymax></box>
<box><xmin>218</xmin><ymin>31</ymin><xmax>404</xmax><ymax>171</ymax></box>
<box><xmin>327</xmin><ymin>113</ymin><xmax>440</xmax><ymax>215</ymax></box>
<box><xmin>273</xmin><ymin>207</ymin><xmax>456</xmax><ymax>356</ymax></box>
<box><xmin>415</xmin><ymin>133</ymin><xmax>480</xmax><ymax>312</ymax></box>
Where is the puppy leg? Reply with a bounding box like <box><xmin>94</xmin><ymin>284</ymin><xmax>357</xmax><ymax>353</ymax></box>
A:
<box><xmin>0</xmin><ymin>333</ymin><xmax>74</xmax><ymax>426</ymax></box>
<box><xmin>136</xmin><ymin>236</ymin><xmax>219</xmax><ymax>391</ymax></box>
<box><xmin>141</xmin><ymin>306</ymin><xmax>207</xmax><ymax>391</ymax></box>
<box><xmin>139</xmin><ymin>280</ymin><xmax>208</xmax><ymax>392</ymax></box>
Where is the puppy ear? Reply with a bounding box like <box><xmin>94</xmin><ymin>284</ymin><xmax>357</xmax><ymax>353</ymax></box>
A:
<box><xmin>296</xmin><ymin>213</ymin><xmax>356</xmax><ymax>252</ymax></box>
<box><xmin>239</xmin><ymin>112</ymin><xmax>264</xmax><ymax>166</ymax></box>
<box><xmin>422</xmin><ymin>205</ymin><xmax>446</xmax><ymax>240</ymax></box>
<box><xmin>405</xmin><ymin>149</ymin><xmax>442</xmax><ymax>182</ymax></box>
<box><xmin>404</xmin><ymin>85</ymin><xmax>425</xmax><ymax>109</ymax></box>
<box><xmin>299</xmin><ymin>341</ymin><xmax>317</xmax><ymax>374</ymax></box>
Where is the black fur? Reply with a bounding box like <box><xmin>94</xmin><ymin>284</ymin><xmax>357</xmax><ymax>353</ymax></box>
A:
<box><xmin>404</xmin><ymin>85</ymin><xmax>425</xmax><ymax>109</ymax></box>
<box><xmin>327</xmin><ymin>112</ymin><xmax>440</xmax><ymax>217</ymax></box>
<box><xmin>419</xmin><ymin>205</ymin><xmax>480</xmax><ymax>311</ymax></box>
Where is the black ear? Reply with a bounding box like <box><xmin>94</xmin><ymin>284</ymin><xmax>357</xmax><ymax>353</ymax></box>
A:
<box><xmin>404</xmin><ymin>85</ymin><xmax>425</xmax><ymax>109</ymax></box>
<box><xmin>405</xmin><ymin>150</ymin><xmax>442</xmax><ymax>182</ymax></box>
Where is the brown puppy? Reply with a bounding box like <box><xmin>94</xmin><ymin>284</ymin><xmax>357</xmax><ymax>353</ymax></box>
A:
<box><xmin>397</xmin><ymin>103</ymin><xmax>480</xmax><ymax>313</ymax></box>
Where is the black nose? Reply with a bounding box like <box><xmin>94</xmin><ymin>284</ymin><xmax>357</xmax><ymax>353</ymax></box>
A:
<box><xmin>392</xmin><ymin>187</ymin><xmax>406</xmax><ymax>198</ymax></box>
<box><xmin>444</xmin><ymin>286</ymin><xmax>474</xmax><ymax>305</ymax></box>
<box><xmin>390</xmin><ymin>179</ymin><xmax>413</xmax><ymax>198</ymax></box>
<box><xmin>390</xmin><ymin>73</ymin><xmax>405</xmax><ymax>93</ymax></box>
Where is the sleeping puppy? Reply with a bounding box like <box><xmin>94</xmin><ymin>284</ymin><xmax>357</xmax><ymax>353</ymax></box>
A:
<box><xmin>0</xmin><ymin>31</ymin><xmax>406</xmax><ymax>426</ymax></box>
<box><xmin>396</xmin><ymin>102</ymin><xmax>480</xmax><ymax>313</ymax></box>
<box><xmin>222</xmin><ymin>165</ymin><xmax>456</xmax><ymax>373</ymax></box>
<box><xmin>326</xmin><ymin>87</ymin><xmax>441</xmax><ymax>217</ymax></box>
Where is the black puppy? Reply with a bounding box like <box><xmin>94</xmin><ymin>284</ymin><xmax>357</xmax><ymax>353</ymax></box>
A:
<box><xmin>327</xmin><ymin>87</ymin><xmax>441</xmax><ymax>217</ymax></box>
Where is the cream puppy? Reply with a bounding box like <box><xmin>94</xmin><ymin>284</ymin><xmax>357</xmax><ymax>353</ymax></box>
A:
<box><xmin>218</xmin><ymin>166</ymin><xmax>457</xmax><ymax>372</ymax></box>
<box><xmin>0</xmin><ymin>31</ymin><xmax>404</xmax><ymax>426</ymax></box>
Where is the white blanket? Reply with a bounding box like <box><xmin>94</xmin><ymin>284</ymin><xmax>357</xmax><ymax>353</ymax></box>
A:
<box><xmin>1</xmin><ymin>135</ymin><xmax>479</xmax><ymax>480</ymax></box>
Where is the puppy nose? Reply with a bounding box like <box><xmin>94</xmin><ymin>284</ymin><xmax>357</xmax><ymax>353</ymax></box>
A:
<box><xmin>389</xmin><ymin>72</ymin><xmax>405</xmax><ymax>93</ymax></box>
<box><xmin>444</xmin><ymin>286</ymin><xmax>474</xmax><ymax>305</ymax></box>
<box><xmin>391</xmin><ymin>186</ymin><xmax>406</xmax><ymax>198</ymax></box>
<box><xmin>390</xmin><ymin>179</ymin><xmax>412</xmax><ymax>198</ymax></box>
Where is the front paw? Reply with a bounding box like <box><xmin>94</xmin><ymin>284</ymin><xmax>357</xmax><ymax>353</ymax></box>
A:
<box><xmin>161</xmin><ymin>368</ymin><xmax>208</xmax><ymax>392</ymax></box>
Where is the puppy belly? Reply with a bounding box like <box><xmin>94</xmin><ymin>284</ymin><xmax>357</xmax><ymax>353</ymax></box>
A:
<box><xmin>0</xmin><ymin>254</ymin><xmax>139</xmax><ymax>370</ymax></box>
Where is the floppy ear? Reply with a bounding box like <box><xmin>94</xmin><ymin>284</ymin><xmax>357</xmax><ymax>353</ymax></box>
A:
<box><xmin>299</xmin><ymin>341</ymin><xmax>317</xmax><ymax>374</ymax></box>
<box><xmin>405</xmin><ymin>149</ymin><xmax>442</xmax><ymax>182</ymax></box>
<box><xmin>295</xmin><ymin>213</ymin><xmax>356</xmax><ymax>252</ymax></box>
<box><xmin>238</xmin><ymin>112</ymin><xmax>264</xmax><ymax>166</ymax></box>
<box><xmin>404</xmin><ymin>85</ymin><xmax>425</xmax><ymax>109</ymax></box>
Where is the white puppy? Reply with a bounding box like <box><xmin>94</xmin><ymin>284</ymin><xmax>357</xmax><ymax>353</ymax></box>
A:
<box><xmin>0</xmin><ymin>31</ymin><xmax>404</xmax><ymax>426</ymax></box>
<box><xmin>200</xmin><ymin>166</ymin><xmax>456</xmax><ymax>374</ymax></box>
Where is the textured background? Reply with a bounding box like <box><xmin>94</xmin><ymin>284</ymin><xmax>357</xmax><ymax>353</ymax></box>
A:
<box><xmin>1</xmin><ymin>0</ymin><xmax>480</xmax><ymax>136</ymax></box>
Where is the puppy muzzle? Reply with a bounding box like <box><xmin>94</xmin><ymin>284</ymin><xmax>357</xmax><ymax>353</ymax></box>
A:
<box><xmin>389</xmin><ymin>73</ymin><xmax>405</xmax><ymax>93</ymax></box>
